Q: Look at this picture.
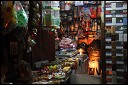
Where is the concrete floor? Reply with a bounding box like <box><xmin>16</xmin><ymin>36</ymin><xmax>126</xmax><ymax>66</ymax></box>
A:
<box><xmin>70</xmin><ymin>73</ymin><xmax>101</xmax><ymax>84</ymax></box>
<box><xmin>70</xmin><ymin>61</ymin><xmax>101</xmax><ymax>84</ymax></box>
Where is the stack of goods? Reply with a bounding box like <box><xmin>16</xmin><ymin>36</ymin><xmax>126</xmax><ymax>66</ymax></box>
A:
<box><xmin>59</xmin><ymin>37</ymin><xmax>76</xmax><ymax>49</ymax></box>
<box><xmin>32</xmin><ymin>63</ymin><xmax>71</xmax><ymax>84</ymax></box>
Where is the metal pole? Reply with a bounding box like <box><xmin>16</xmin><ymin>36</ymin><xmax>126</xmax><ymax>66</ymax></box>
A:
<box><xmin>101</xmin><ymin>1</ymin><xmax>106</xmax><ymax>84</ymax></box>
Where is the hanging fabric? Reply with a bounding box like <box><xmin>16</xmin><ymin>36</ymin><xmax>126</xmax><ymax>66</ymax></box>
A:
<box><xmin>1</xmin><ymin>1</ymin><xmax>18</xmax><ymax>35</ymax></box>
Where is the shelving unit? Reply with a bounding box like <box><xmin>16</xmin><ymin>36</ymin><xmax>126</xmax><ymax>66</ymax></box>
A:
<box><xmin>78</xmin><ymin>1</ymin><xmax>101</xmax><ymax>34</ymax></box>
<box><xmin>104</xmin><ymin>1</ymin><xmax>127</xmax><ymax>84</ymax></box>
<box><xmin>59</xmin><ymin>1</ymin><xmax>74</xmax><ymax>35</ymax></box>
<box><xmin>42</xmin><ymin>1</ymin><xmax>60</xmax><ymax>30</ymax></box>
<box><xmin>60</xmin><ymin>1</ymin><xmax>101</xmax><ymax>38</ymax></box>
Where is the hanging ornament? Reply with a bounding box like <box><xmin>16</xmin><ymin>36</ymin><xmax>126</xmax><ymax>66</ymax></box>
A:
<box><xmin>30</xmin><ymin>39</ymin><xmax>36</xmax><ymax>46</ymax></box>
<box><xmin>27</xmin><ymin>46</ymin><xmax>32</xmax><ymax>53</ymax></box>
<box><xmin>16</xmin><ymin>10</ymin><xmax>28</xmax><ymax>27</ymax></box>
<box><xmin>14</xmin><ymin>1</ymin><xmax>28</xmax><ymax>27</ymax></box>
<box><xmin>48</xmin><ymin>29</ymin><xmax>55</xmax><ymax>35</ymax></box>
<box><xmin>32</xmin><ymin>30</ymin><xmax>37</xmax><ymax>38</ymax></box>
<box><xmin>28</xmin><ymin>29</ymin><xmax>37</xmax><ymax>39</ymax></box>
<box><xmin>28</xmin><ymin>36</ymin><xmax>36</xmax><ymax>47</ymax></box>
<box><xmin>33</xmin><ymin>2</ymin><xmax>39</xmax><ymax>9</ymax></box>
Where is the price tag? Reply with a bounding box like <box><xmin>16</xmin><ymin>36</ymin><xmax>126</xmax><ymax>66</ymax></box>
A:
<box><xmin>115</xmin><ymin>31</ymin><xmax>123</xmax><ymax>33</ymax></box>
<box><xmin>119</xmin><ymin>34</ymin><xmax>123</xmax><ymax>41</ymax></box>
<box><xmin>106</xmin><ymin>46</ymin><xmax>112</xmax><ymax>49</ymax></box>
<box><xmin>105</xmin><ymin>38</ymin><xmax>112</xmax><ymax>42</ymax></box>
<box><xmin>116</xmin><ymin>61</ymin><xmax>124</xmax><ymax>64</ymax></box>
<box><xmin>117</xmin><ymin>69</ymin><xmax>124</xmax><ymax>72</ymax></box>
<box><xmin>116</xmin><ymin>53</ymin><xmax>123</xmax><ymax>56</ymax></box>
<box><xmin>116</xmin><ymin>46</ymin><xmax>123</xmax><ymax>49</ymax></box>
<box><xmin>111</xmin><ymin>3</ymin><xmax>116</xmax><ymax>10</ymax></box>
<box><xmin>106</xmin><ymin>52</ymin><xmax>112</xmax><ymax>56</ymax></box>
<box><xmin>106</xmin><ymin>60</ymin><xmax>112</xmax><ymax>64</ymax></box>
<box><xmin>112</xmin><ymin>18</ymin><xmax>116</xmax><ymax>25</ymax></box>
<box><xmin>123</xmin><ymin>4</ymin><xmax>127</xmax><ymax>9</ymax></box>
<box><xmin>124</xmin><ymin>34</ymin><xmax>127</xmax><ymax>42</ymax></box>
<box><xmin>111</xmin><ymin>10</ymin><xmax>116</xmax><ymax>14</ymax></box>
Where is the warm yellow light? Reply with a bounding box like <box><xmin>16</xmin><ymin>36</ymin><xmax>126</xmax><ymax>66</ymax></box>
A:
<box><xmin>89</xmin><ymin>61</ymin><xmax>96</xmax><ymax>68</ymax></box>
<box><xmin>89</xmin><ymin>60</ymin><xmax>99</xmax><ymax>75</ymax></box>
<box><xmin>78</xmin><ymin>48</ymin><xmax>84</xmax><ymax>55</ymax></box>
<box><xmin>65</xmin><ymin>1</ymin><xmax>73</xmax><ymax>4</ymax></box>
<box><xmin>70</xmin><ymin>25</ymin><xmax>74</xmax><ymax>31</ymax></box>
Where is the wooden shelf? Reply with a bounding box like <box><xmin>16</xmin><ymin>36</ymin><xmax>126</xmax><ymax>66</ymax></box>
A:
<box><xmin>60</xmin><ymin>1</ymin><xmax>101</xmax><ymax>36</ymax></box>
<box><xmin>104</xmin><ymin>1</ymin><xmax>127</xmax><ymax>84</ymax></box>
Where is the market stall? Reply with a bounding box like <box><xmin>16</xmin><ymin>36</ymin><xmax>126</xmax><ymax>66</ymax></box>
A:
<box><xmin>31</xmin><ymin>61</ymin><xmax>72</xmax><ymax>84</ymax></box>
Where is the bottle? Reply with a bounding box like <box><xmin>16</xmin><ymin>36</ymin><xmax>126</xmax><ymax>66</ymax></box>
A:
<box><xmin>74</xmin><ymin>7</ymin><xmax>77</xmax><ymax>18</ymax></box>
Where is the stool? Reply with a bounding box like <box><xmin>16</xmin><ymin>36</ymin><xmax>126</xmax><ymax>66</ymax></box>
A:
<box><xmin>88</xmin><ymin>60</ymin><xmax>99</xmax><ymax>75</ymax></box>
<box><xmin>89</xmin><ymin>68</ymin><xmax>95</xmax><ymax>75</ymax></box>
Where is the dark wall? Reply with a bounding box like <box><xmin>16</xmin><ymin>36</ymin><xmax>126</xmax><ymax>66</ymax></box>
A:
<box><xmin>41</xmin><ymin>30</ymin><xmax>55</xmax><ymax>62</ymax></box>
<box><xmin>32</xmin><ymin>30</ymin><xmax>55</xmax><ymax>65</ymax></box>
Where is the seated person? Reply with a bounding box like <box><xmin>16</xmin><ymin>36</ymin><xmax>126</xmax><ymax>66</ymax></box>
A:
<box><xmin>17</xmin><ymin>60</ymin><xmax>32</xmax><ymax>84</ymax></box>
<box><xmin>5</xmin><ymin>59</ymin><xmax>32</xmax><ymax>84</ymax></box>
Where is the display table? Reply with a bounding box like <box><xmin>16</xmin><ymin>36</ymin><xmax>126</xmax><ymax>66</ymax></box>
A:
<box><xmin>31</xmin><ymin>50</ymin><xmax>89</xmax><ymax>84</ymax></box>
<box><xmin>56</xmin><ymin>49</ymin><xmax>88</xmax><ymax>72</ymax></box>
<box><xmin>32</xmin><ymin>69</ymin><xmax>72</xmax><ymax>84</ymax></box>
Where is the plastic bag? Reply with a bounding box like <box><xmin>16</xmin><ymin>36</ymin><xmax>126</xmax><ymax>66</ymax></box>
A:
<box><xmin>14</xmin><ymin>1</ymin><xmax>28</xmax><ymax>27</ymax></box>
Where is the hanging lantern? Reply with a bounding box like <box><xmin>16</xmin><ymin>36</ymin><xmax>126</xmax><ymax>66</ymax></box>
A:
<box><xmin>16</xmin><ymin>10</ymin><xmax>28</xmax><ymax>27</ymax></box>
<box><xmin>14</xmin><ymin>1</ymin><xmax>28</xmax><ymax>27</ymax></box>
